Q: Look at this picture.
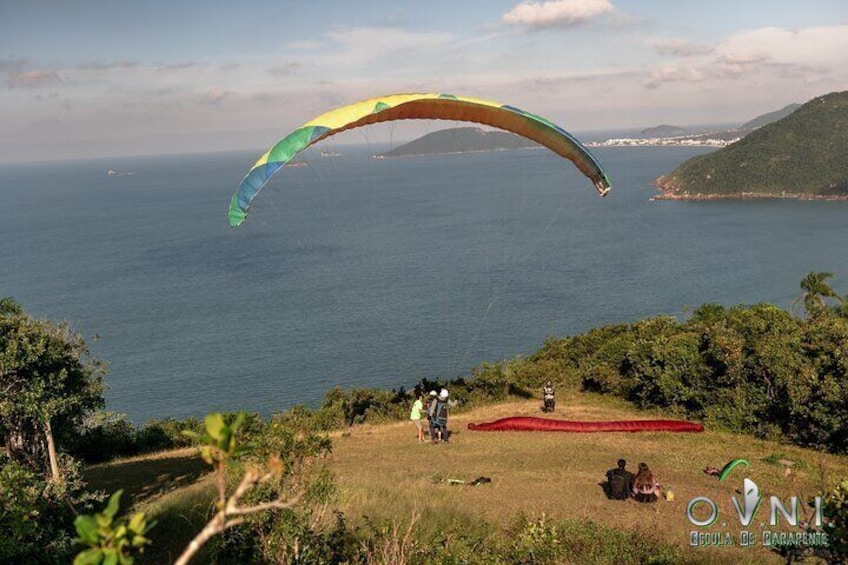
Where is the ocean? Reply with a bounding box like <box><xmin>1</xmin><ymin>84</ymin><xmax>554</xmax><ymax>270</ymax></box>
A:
<box><xmin>2</xmin><ymin>142</ymin><xmax>847</xmax><ymax>423</ymax></box>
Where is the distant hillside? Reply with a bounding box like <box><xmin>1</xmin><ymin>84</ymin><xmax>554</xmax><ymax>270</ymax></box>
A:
<box><xmin>741</xmin><ymin>103</ymin><xmax>802</xmax><ymax>130</ymax></box>
<box><xmin>376</xmin><ymin>127</ymin><xmax>538</xmax><ymax>157</ymax></box>
<box><xmin>598</xmin><ymin>104</ymin><xmax>800</xmax><ymax>148</ymax></box>
<box><xmin>654</xmin><ymin>91</ymin><xmax>848</xmax><ymax>199</ymax></box>
<box><xmin>640</xmin><ymin>124</ymin><xmax>688</xmax><ymax>137</ymax></box>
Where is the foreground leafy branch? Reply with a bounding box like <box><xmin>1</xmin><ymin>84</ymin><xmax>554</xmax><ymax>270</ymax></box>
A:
<box><xmin>174</xmin><ymin>412</ymin><xmax>304</xmax><ymax>565</ymax></box>
<box><xmin>73</xmin><ymin>490</ymin><xmax>153</xmax><ymax>565</ymax></box>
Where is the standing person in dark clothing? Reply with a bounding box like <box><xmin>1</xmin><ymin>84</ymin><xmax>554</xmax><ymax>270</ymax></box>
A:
<box><xmin>425</xmin><ymin>390</ymin><xmax>438</xmax><ymax>441</ymax></box>
<box><xmin>432</xmin><ymin>388</ymin><xmax>450</xmax><ymax>443</ymax></box>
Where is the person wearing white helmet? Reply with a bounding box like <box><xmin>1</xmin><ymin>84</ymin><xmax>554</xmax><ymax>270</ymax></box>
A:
<box><xmin>432</xmin><ymin>388</ymin><xmax>450</xmax><ymax>443</ymax></box>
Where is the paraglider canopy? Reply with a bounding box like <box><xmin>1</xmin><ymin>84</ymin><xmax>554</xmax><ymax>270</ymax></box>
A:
<box><xmin>718</xmin><ymin>458</ymin><xmax>750</xmax><ymax>481</ymax></box>
<box><xmin>229</xmin><ymin>93</ymin><xmax>612</xmax><ymax>227</ymax></box>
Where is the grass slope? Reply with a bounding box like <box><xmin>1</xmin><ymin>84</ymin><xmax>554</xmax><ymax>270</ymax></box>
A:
<box><xmin>88</xmin><ymin>393</ymin><xmax>848</xmax><ymax>564</ymax></box>
<box><xmin>84</xmin><ymin>449</ymin><xmax>217</xmax><ymax>564</ymax></box>
<box><xmin>330</xmin><ymin>392</ymin><xmax>848</xmax><ymax>564</ymax></box>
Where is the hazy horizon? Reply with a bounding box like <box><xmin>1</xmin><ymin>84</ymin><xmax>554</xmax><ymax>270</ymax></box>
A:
<box><xmin>0</xmin><ymin>118</ymin><xmax>753</xmax><ymax>165</ymax></box>
<box><xmin>2</xmin><ymin>0</ymin><xmax>846</xmax><ymax>163</ymax></box>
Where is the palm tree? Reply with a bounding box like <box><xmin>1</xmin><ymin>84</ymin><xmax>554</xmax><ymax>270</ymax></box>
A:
<box><xmin>791</xmin><ymin>272</ymin><xmax>843</xmax><ymax>318</ymax></box>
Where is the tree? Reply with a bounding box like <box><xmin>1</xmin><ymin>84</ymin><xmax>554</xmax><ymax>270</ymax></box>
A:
<box><xmin>792</xmin><ymin>272</ymin><xmax>843</xmax><ymax>319</ymax></box>
<box><xmin>0</xmin><ymin>297</ymin><xmax>104</xmax><ymax>480</ymax></box>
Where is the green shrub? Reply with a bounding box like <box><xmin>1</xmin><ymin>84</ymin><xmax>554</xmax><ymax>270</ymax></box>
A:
<box><xmin>317</xmin><ymin>386</ymin><xmax>409</xmax><ymax>428</ymax></box>
<box><xmin>138</xmin><ymin>416</ymin><xmax>204</xmax><ymax>450</ymax></box>
<box><xmin>64</xmin><ymin>412</ymin><xmax>138</xmax><ymax>463</ymax></box>
<box><xmin>66</xmin><ymin>414</ymin><xmax>207</xmax><ymax>464</ymax></box>
<box><xmin>812</xmin><ymin>478</ymin><xmax>848</xmax><ymax>563</ymax></box>
<box><xmin>210</xmin><ymin>409</ymin><xmax>337</xmax><ymax>563</ymax></box>
<box><xmin>0</xmin><ymin>456</ymin><xmax>100</xmax><ymax>564</ymax></box>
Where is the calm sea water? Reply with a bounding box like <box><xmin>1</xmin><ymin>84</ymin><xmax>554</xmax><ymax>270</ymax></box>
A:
<box><xmin>2</xmin><ymin>143</ymin><xmax>847</xmax><ymax>423</ymax></box>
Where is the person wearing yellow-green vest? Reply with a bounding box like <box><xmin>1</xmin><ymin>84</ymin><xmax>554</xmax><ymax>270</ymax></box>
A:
<box><xmin>410</xmin><ymin>392</ymin><xmax>426</xmax><ymax>443</ymax></box>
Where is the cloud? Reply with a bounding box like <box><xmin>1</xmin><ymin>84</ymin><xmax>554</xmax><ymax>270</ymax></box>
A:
<box><xmin>522</xmin><ymin>68</ymin><xmax>640</xmax><ymax>92</ymax></box>
<box><xmin>645</xmin><ymin>66</ymin><xmax>708</xmax><ymax>89</ymax></box>
<box><xmin>645</xmin><ymin>24</ymin><xmax>848</xmax><ymax>89</ymax></box>
<box><xmin>323</xmin><ymin>26</ymin><xmax>455</xmax><ymax>65</ymax></box>
<box><xmin>250</xmin><ymin>92</ymin><xmax>279</xmax><ymax>103</ymax></box>
<box><xmin>720</xmin><ymin>24</ymin><xmax>848</xmax><ymax>68</ymax></box>
<box><xmin>32</xmin><ymin>91</ymin><xmax>61</xmax><ymax>102</ymax></box>
<box><xmin>374</xmin><ymin>12</ymin><xmax>410</xmax><ymax>29</ymax></box>
<box><xmin>148</xmin><ymin>87</ymin><xmax>179</xmax><ymax>97</ymax></box>
<box><xmin>268</xmin><ymin>61</ymin><xmax>303</xmax><ymax>77</ymax></box>
<box><xmin>159</xmin><ymin>62</ymin><xmax>202</xmax><ymax>71</ymax></box>
<box><xmin>7</xmin><ymin>70</ymin><xmax>63</xmax><ymax>89</ymax></box>
<box><xmin>502</xmin><ymin>0</ymin><xmax>615</xmax><ymax>29</ymax></box>
<box><xmin>77</xmin><ymin>60</ymin><xmax>138</xmax><ymax>71</ymax></box>
<box><xmin>206</xmin><ymin>87</ymin><xmax>231</xmax><ymax>104</ymax></box>
<box><xmin>0</xmin><ymin>58</ymin><xmax>29</xmax><ymax>74</ymax></box>
<box><xmin>719</xmin><ymin>51</ymin><xmax>769</xmax><ymax>65</ymax></box>
<box><xmin>653</xmin><ymin>39</ymin><xmax>713</xmax><ymax>57</ymax></box>
<box><xmin>285</xmin><ymin>40</ymin><xmax>323</xmax><ymax>50</ymax></box>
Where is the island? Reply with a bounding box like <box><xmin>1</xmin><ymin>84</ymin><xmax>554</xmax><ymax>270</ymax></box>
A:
<box><xmin>653</xmin><ymin>91</ymin><xmax>848</xmax><ymax>200</ymax></box>
<box><xmin>640</xmin><ymin>124</ymin><xmax>690</xmax><ymax>137</ymax></box>
<box><xmin>373</xmin><ymin>126</ymin><xmax>538</xmax><ymax>158</ymax></box>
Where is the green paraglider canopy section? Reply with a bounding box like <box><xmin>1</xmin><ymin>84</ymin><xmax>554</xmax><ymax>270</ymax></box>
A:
<box><xmin>718</xmin><ymin>458</ymin><xmax>750</xmax><ymax>481</ymax></box>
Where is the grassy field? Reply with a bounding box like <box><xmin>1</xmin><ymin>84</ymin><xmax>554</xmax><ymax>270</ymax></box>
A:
<box><xmin>87</xmin><ymin>392</ymin><xmax>848</xmax><ymax>564</ymax></box>
<box><xmin>328</xmin><ymin>392</ymin><xmax>847</xmax><ymax>564</ymax></box>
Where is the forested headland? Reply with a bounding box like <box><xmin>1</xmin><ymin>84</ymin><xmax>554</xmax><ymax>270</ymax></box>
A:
<box><xmin>655</xmin><ymin>91</ymin><xmax>848</xmax><ymax>200</ymax></box>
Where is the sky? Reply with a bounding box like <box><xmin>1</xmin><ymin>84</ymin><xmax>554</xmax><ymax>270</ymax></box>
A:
<box><xmin>1</xmin><ymin>0</ymin><xmax>847</xmax><ymax>162</ymax></box>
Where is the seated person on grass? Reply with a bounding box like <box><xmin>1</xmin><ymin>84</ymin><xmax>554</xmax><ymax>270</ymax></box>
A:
<box><xmin>631</xmin><ymin>462</ymin><xmax>660</xmax><ymax>503</ymax></box>
<box><xmin>605</xmin><ymin>459</ymin><xmax>633</xmax><ymax>500</ymax></box>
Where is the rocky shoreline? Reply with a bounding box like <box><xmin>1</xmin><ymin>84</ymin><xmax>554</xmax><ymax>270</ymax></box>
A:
<box><xmin>652</xmin><ymin>177</ymin><xmax>848</xmax><ymax>201</ymax></box>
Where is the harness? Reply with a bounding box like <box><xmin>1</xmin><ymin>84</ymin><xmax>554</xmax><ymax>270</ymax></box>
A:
<box><xmin>433</xmin><ymin>400</ymin><xmax>448</xmax><ymax>427</ymax></box>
